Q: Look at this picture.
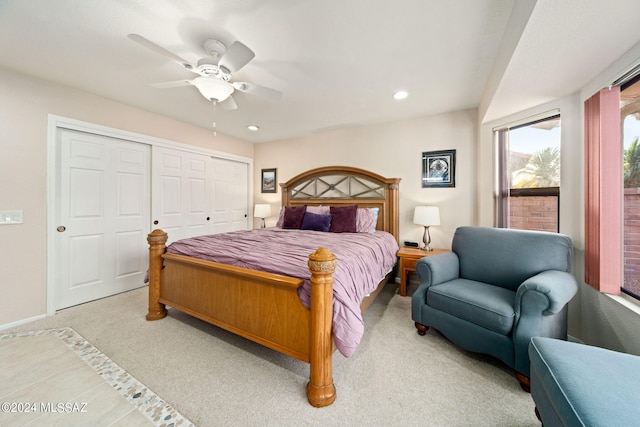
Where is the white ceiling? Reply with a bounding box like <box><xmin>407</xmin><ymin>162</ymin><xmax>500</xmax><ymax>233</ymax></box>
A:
<box><xmin>0</xmin><ymin>0</ymin><xmax>639</xmax><ymax>143</ymax></box>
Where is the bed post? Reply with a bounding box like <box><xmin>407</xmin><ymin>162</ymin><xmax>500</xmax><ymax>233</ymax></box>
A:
<box><xmin>146</xmin><ymin>229</ymin><xmax>168</xmax><ymax>321</ymax></box>
<box><xmin>306</xmin><ymin>248</ymin><xmax>337</xmax><ymax>407</ymax></box>
<box><xmin>386</xmin><ymin>178</ymin><xmax>401</xmax><ymax>243</ymax></box>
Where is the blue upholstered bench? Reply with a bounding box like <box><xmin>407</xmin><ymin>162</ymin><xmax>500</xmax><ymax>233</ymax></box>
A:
<box><xmin>529</xmin><ymin>336</ymin><xmax>640</xmax><ymax>426</ymax></box>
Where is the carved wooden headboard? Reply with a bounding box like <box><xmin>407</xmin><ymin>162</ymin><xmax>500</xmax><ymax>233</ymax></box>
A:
<box><xmin>280</xmin><ymin>166</ymin><xmax>401</xmax><ymax>242</ymax></box>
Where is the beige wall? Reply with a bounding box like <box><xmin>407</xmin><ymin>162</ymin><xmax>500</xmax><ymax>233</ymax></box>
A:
<box><xmin>253</xmin><ymin>109</ymin><xmax>478</xmax><ymax>246</ymax></box>
<box><xmin>0</xmin><ymin>67</ymin><xmax>253</xmax><ymax>326</ymax></box>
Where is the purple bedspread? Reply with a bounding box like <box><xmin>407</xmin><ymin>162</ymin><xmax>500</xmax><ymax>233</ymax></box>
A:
<box><xmin>165</xmin><ymin>228</ymin><xmax>399</xmax><ymax>357</ymax></box>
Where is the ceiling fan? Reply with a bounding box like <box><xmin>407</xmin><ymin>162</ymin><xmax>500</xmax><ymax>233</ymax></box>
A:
<box><xmin>128</xmin><ymin>34</ymin><xmax>282</xmax><ymax>110</ymax></box>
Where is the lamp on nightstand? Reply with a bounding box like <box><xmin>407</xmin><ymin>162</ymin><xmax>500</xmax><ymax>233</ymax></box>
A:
<box><xmin>254</xmin><ymin>204</ymin><xmax>272</xmax><ymax>228</ymax></box>
<box><xmin>413</xmin><ymin>206</ymin><xmax>440</xmax><ymax>251</ymax></box>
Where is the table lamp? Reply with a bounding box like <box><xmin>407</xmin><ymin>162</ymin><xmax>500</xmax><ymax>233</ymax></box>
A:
<box><xmin>413</xmin><ymin>206</ymin><xmax>440</xmax><ymax>251</ymax></box>
<box><xmin>254</xmin><ymin>204</ymin><xmax>272</xmax><ymax>228</ymax></box>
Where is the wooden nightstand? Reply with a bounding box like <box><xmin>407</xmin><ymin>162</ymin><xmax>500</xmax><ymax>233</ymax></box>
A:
<box><xmin>397</xmin><ymin>246</ymin><xmax>449</xmax><ymax>296</ymax></box>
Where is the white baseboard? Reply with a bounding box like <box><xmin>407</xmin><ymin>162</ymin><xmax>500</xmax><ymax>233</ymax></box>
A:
<box><xmin>0</xmin><ymin>313</ymin><xmax>47</xmax><ymax>331</ymax></box>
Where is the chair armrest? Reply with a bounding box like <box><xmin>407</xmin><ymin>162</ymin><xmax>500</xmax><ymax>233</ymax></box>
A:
<box><xmin>412</xmin><ymin>252</ymin><xmax>460</xmax><ymax>322</ymax></box>
<box><xmin>512</xmin><ymin>270</ymin><xmax>579</xmax><ymax>377</ymax></box>
<box><xmin>515</xmin><ymin>270</ymin><xmax>578</xmax><ymax>315</ymax></box>
<box><xmin>415</xmin><ymin>252</ymin><xmax>460</xmax><ymax>287</ymax></box>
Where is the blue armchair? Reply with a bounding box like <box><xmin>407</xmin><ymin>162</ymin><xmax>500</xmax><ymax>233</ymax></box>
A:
<box><xmin>411</xmin><ymin>226</ymin><xmax>578</xmax><ymax>390</ymax></box>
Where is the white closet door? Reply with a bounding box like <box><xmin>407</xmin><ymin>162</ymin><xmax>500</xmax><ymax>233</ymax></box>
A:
<box><xmin>211</xmin><ymin>157</ymin><xmax>249</xmax><ymax>233</ymax></box>
<box><xmin>152</xmin><ymin>148</ymin><xmax>250</xmax><ymax>241</ymax></box>
<box><xmin>151</xmin><ymin>147</ymin><xmax>214</xmax><ymax>244</ymax></box>
<box><xmin>55</xmin><ymin>129</ymin><xmax>151</xmax><ymax>310</ymax></box>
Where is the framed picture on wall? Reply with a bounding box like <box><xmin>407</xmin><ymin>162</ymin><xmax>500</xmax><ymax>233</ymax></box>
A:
<box><xmin>422</xmin><ymin>149</ymin><xmax>456</xmax><ymax>188</ymax></box>
<box><xmin>261</xmin><ymin>168</ymin><xmax>277</xmax><ymax>193</ymax></box>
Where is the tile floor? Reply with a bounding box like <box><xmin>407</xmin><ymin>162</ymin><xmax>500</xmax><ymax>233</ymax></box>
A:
<box><xmin>0</xmin><ymin>328</ymin><xmax>191</xmax><ymax>427</ymax></box>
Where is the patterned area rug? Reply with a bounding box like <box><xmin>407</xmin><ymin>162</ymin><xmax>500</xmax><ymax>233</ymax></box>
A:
<box><xmin>0</xmin><ymin>327</ymin><xmax>193</xmax><ymax>427</ymax></box>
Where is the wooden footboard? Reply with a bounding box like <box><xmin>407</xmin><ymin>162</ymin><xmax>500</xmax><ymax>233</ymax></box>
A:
<box><xmin>146</xmin><ymin>229</ymin><xmax>336</xmax><ymax>407</ymax></box>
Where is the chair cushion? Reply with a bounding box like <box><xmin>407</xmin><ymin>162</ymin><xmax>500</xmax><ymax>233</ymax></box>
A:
<box><xmin>427</xmin><ymin>279</ymin><xmax>516</xmax><ymax>335</ymax></box>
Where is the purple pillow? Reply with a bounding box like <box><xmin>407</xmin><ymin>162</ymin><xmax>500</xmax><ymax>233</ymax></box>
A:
<box><xmin>301</xmin><ymin>212</ymin><xmax>332</xmax><ymax>232</ymax></box>
<box><xmin>329</xmin><ymin>205</ymin><xmax>358</xmax><ymax>233</ymax></box>
<box><xmin>282</xmin><ymin>205</ymin><xmax>307</xmax><ymax>229</ymax></box>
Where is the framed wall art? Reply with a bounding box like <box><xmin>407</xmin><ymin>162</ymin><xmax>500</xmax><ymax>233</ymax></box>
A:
<box><xmin>422</xmin><ymin>149</ymin><xmax>456</xmax><ymax>188</ymax></box>
<box><xmin>261</xmin><ymin>168</ymin><xmax>277</xmax><ymax>193</ymax></box>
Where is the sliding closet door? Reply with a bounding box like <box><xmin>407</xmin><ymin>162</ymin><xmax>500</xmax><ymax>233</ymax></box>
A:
<box><xmin>151</xmin><ymin>146</ymin><xmax>214</xmax><ymax>244</ymax></box>
<box><xmin>151</xmin><ymin>147</ymin><xmax>249</xmax><ymax>244</ymax></box>
<box><xmin>54</xmin><ymin>129</ymin><xmax>151</xmax><ymax>310</ymax></box>
<box><xmin>211</xmin><ymin>157</ymin><xmax>249</xmax><ymax>233</ymax></box>
<box><xmin>51</xmin><ymin>122</ymin><xmax>250</xmax><ymax>311</ymax></box>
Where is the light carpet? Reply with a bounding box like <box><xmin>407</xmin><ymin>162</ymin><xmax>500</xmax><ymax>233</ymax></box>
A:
<box><xmin>1</xmin><ymin>283</ymin><xmax>539</xmax><ymax>426</ymax></box>
<box><xmin>0</xmin><ymin>327</ymin><xmax>193</xmax><ymax>427</ymax></box>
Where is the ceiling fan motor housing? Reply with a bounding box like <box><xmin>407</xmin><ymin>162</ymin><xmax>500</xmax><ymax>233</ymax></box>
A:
<box><xmin>196</xmin><ymin>58</ymin><xmax>230</xmax><ymax>80</ymax></box>
<box><xmin>203</xmin><ymin>39</ymin><xmax>226</xmax><ymax>59</ymax></box>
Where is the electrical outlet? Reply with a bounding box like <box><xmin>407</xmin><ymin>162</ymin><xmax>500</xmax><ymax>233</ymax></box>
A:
<box><xmin>0</xmin><ymin>210</ymin><xmax>23</xmax><ymax>224</ymax></box>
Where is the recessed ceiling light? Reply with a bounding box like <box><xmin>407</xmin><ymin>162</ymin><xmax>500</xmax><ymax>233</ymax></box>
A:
<box><xmin>393</xmin><ymin>90</ymin><xmax>409</xmax><ymax>100</ymax></box>
<box><xmin>247</xmin><ymin>125</ymin><xmax>260</xmax><ymax>131</ymax></box>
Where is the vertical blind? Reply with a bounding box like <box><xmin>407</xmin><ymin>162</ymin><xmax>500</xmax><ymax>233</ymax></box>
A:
<box><xmin>584</xmin><ymin>86</ymin><xmax>621</xmax><ymax>294</ymax></box>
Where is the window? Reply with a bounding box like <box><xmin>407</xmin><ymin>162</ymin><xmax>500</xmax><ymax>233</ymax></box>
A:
<box><xmin>622</xmin><ymin>76</ymin><xmax>640</xmax><ymax>299</ymax></box>
<box><xmin>495</xmin><ymin>115</ymin><xmax>561</xmax><ymax>232</ymax></box>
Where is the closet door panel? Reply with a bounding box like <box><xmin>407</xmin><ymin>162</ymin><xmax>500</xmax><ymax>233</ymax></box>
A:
<box><xmin>152</xmin><ymin>147</ymin><xmax>249</xmax><ymax>243</ymax></box>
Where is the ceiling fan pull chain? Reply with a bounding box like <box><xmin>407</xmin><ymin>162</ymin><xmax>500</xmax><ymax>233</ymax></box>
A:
<box><xmin>212</xmin><ymin>100</ymin><xmax>217</xmax><ymax>138</ymax></box>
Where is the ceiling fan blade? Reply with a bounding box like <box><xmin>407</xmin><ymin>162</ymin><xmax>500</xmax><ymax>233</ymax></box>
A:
<box><xmin>219</xmin><ymin>95</ymin><xmax>238</xmax><ymax>110</ymax></box>
<box><xmin>128</xmin><ymin>34</ymin><xmax>195</xmax><ymax>71</ymax></box>
<box><xmin>233</xmin><ymin>82</ymin><xmax>283</xmax><ymax>101</ymax></box>
<box><xmin>150</xmin><ymin>80</ymin><xmax>194</xmax><ymax>88</ymax></box>
<box><xmin>218</xmin><ymin>41</ymin><xmax>255</xmax><ymax>74</ymax></box>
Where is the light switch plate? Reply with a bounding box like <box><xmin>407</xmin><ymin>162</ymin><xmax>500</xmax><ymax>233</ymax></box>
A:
<box><xmin>0</xmin><ymin>210</ymin><xmax>23</xmax><ymax>224</ymax></box>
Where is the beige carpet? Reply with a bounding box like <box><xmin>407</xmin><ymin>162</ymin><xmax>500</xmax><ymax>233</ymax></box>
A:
<box><xmin>0</xmin><ymin>327</ymin><xmax>193</xmax><ymax>427</ymax></box>
<box><xmin>1</xmin><ymin>283</ymin><xmax>539</xmax><ymax>426</ymax></box>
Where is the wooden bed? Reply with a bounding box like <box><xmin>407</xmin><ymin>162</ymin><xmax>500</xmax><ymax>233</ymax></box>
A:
<box><xmin>146</xmin><ymin>166</ymin><xmax>400</xmax><ymax>407</ymax></box>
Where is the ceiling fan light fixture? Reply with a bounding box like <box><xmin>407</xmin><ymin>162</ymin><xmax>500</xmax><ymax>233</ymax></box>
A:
<box><xmin>193</xmin><ymin>77</ymin><xmax>234</xmax><ymax>102</ymax></box>
<box><xmin>393</xmin><ymin>90</ymin><xmax>409</xmax><ymax>100</ymax></box>
<box><xmin>129</xmin><ymin>34</ymin><xmax>282</xmax><ymax>108</ymax></box>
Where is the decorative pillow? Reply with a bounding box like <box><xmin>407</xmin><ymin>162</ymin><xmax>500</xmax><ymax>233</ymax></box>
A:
<box><xmin>306</xmin><ymin>205</ymin><xmax>330</xmax><ymax>215</ymax></box>
<box><xmin>282</xmin><ymin>205</ymin><xmax>307</xmax><ymax>229</ymax></box>
<box><xmin>356</xmin><ymin>207</ymin><xmax>379</xmax><ymax>233</ymax></box>
<box><xmin>329</xmin><ymin>205</ymin><xmax>358</xmax><ymax>233</ymax></box>
<box><xmin>301</xmin><ymin>212</ymin><xmax>332</xmax><ymax>232</ymax></box>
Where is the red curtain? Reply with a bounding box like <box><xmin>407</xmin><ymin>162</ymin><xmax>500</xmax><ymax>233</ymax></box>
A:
<box><xmin>584</xmin><ymin>87</ymin><xmax>621</xmax><ymax>294</ymax></box>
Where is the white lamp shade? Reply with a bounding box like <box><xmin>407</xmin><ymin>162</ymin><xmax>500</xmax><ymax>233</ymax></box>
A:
<box><xmin>193</xmin><ymin>76</ymin><xmax>234</xmax><ymax>102</ymax></box>
<box><xmin>254</xmin><ymin>204</ymin><xmax>272</xmax><ymax>218</ymax></box>
<box><xmin>413</xmin><ymin>206</ymin><xmax>440</xmax><ymax>226</ymax></box>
